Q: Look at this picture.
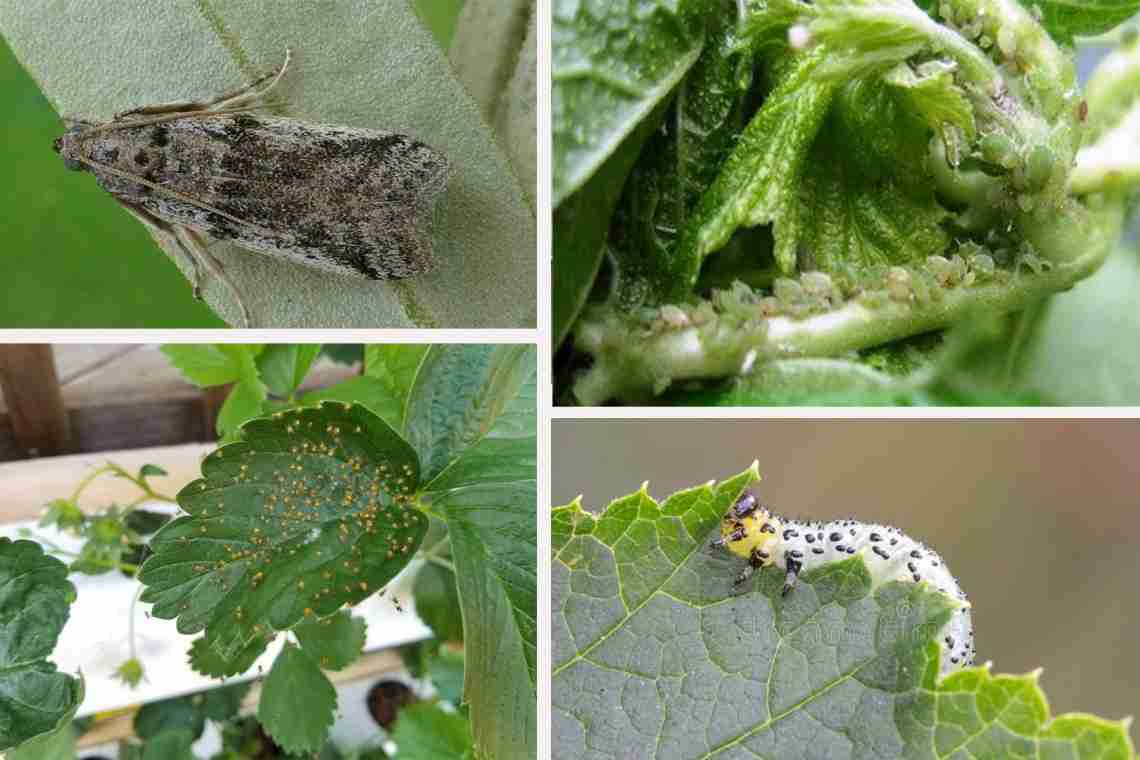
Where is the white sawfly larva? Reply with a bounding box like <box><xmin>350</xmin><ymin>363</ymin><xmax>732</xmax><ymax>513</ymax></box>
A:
<box><xmin>713</xmin><ymin>491</ymin><xmax>975</xmax><ymax>676</ymax></box>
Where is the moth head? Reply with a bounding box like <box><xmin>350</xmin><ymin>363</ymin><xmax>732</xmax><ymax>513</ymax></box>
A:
<box><xmin>53</xmin><ymin>126</ymin><xmax>90</xmax><ymax>172</ymax></box>
<box><xmin>720</xmin><ymin>491</ymin><xmax>782</xmax><ymax>565</ymax></box>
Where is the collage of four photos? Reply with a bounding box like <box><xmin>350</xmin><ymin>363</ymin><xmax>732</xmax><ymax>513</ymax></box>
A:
<box><xmin>1</xmin><ymin>1</ymin><xmax>1139</xmax><ymax>759</ymax></box>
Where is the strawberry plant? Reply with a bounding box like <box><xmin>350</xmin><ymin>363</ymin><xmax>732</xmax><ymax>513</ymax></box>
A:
<box><xmin>554</xmin><ymin>0</ymin><xmax>1140</xmax><ymax>405</ymax></box>
<box><xmin>1</xmin><ymin>343</ymin><xmax>535</xmax><ymax>760</ymax></box>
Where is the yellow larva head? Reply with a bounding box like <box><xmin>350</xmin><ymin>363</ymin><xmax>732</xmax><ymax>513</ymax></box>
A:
<box><xmin>720</xmin><ymin>492</ymin><xmax>783</xmax><ymax>565</ymax></box>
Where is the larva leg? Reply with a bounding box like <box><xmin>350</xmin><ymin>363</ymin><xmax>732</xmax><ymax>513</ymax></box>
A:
<box><xmin>113</xmin><ymin>49</ymin><xmax>291</xmax><ymax>120</ymax></box>
<box><xmin>734</xmin><ymin>548</ymin><xmax>767</xmax><ymax>587</ymax></box>
<box><xmin>781</xmin><ymin>556</ymin><xmax>803</xmax><ymax>597</ymax></box>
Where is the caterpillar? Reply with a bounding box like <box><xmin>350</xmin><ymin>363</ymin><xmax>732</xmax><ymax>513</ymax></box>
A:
<box><xmin>713</xmin><ymin>491</ymin><xmax>975</xmax><ymax>675</ymax></box>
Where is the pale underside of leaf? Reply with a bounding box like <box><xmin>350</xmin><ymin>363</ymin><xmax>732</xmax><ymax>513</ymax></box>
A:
<box><xmin>0</xmin><ymin>0</ymin><xmax>534</xmax><ymax>328</ymax></box>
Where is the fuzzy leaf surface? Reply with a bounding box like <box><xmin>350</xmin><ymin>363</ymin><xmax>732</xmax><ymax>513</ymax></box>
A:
<box><xmin>413</xmin><ymin>344</ymin><xmax>536</xmax><ymax>760</ymax></box>
<box><xmin>552</xmin><ymin>467</ymin><xmax>1136</xmax><ymax>759</ymax></box>
<box><xmin>0</xmin><ymin>1</ymin><xmax>534</xmax><ymax>328</ymax></box>
<box><xmin>138</xmin><ymin>402</ymin><xmax>427</xmax><ymax>666</ymax></box>
<box><xmin>0</xmin><ymin>539</ymin><xmax>82</xmax><ymax>751</ymax></box>
<box><xmin>552</xmin><ymin>0</ymin><xmax>708</xmax><ymax>204</ymax></box>
<box><xmin>257</xmin><ymin>643</ymin><xmax>338</xmax><ymax>755</ymax></box>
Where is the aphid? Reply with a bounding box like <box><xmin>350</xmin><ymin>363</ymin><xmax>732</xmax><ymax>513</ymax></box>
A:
<box><xmin>52</xmin><ymin>49</ymin><xmax>450</xmax><ymax>327</ymax></box>
<box><xmin>713</xmin><ymin>491</ymin><xmax>975</xmax><ymax>676</ymax></box>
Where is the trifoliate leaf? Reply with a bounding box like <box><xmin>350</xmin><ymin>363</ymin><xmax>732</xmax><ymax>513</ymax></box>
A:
<box><xmin>294</xmin><ymin>610</ymin><xmax>367</xmax><ymax>671</ymax></box>
<box><xmin>39</xmin><ymin>499</ymin><xmax>84</xmax><ymax>533</ymax></box>
<box><xmin>552</xmin><ymin>468</ymin><xmax>1136</xmax><ymax>759</ymax></box>
<box><xmin>257</xmin><ymin>643</ymin><xmax>337</xmax><ymax>755</ymax></box>
<box><xmin>138</xmin><ymin>402</ymin><xmax>427</xmax><ymax>663</ymax></box>
<box><xmin>391</xmin><ymin>703</ymin><xmax>473</xmax><ymax>760</ymax></box>
<box><xmin>0</xmin><ymin>539</ymin><xmax>82</xmax><ymax>751</ymax></box>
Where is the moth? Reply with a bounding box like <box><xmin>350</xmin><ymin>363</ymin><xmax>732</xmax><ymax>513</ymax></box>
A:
<box><xmin>52</xmin><ymin>50</ymin><xmax>450</xmax><ymax>327</ymax></box>
<box><xmin>713</xmin><ymin>491</ymin><xmax>975</xmax><ymax>676</ymax></box>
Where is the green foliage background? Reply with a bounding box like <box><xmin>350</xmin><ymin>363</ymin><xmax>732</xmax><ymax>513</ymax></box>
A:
<box><xmin>0</xmin><ymin>0</ymin><xmax>462</xmax><ymax>328</ymax></box>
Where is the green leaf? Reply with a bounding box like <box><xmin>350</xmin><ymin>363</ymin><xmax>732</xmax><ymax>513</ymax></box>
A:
<box><xmin>0</xmin><ymin>539</ymin><xmax>82</xmax><ymax>752</ymax></box>
<box><xmin>1</xmin><ymin>4</ymin><xmax>534</xmax><ymax>328</ymax></box>
<box><xmin>201</xmin><ymin>681</ymin><xmax>253</xmax><ymax>723</ymax></box>
<box><xmin>138</xmin><ymin>402</ymin><xmax>427</xmax><ymax>665</ymax></box>
<box><xmin>552</xmin><ymin>98</ymin><xmax>668</xmax><ymax>348</ymax></box>
<box><xmin>1018</xmin><ymin>0</ymin><xmax>1140</xmax><ymax>43</ymax></box>
<box><xmin>39</xmin><ymin>499</ymin><xmax>85</xmax><ymax>533</ymax></box>
<box><xmin>796</xmin><ymin>79</ymin><xmax>950</xmax><ymax>273</ymax></box>
<box><xmin>113</xmin><ymin>657</ymin><xmax>146</xmax><ymax>688</ymax></box>
<box><xmin>413</xmin><ymin>561</ymin><xmax>464</xmax><ymax>643</ymax></box>
<box><xmin>138</xmin><ymin>464</ymin><xmax>169</xmax><ymax>480</ymax></box>
<box><xmin>413</xmin><ymin>345</ymin><xmax>536</xmax><ymax>760</ymax></box>
<box><xmin>678</xmin><ymin>47</ymin><xmax>836</xmax><ymax>274</ymax></box>
<box><xmin>552</xmin><ymin>469</ymin><xmax>1136</xmax><ymax>758</ymax></box>
<box><xmin>391</xmin><ymin>703</ymin><xmax>473</xmax><ymax>760</ymax></box>
<box><xmin>216</xmin><ymin>349</ymin><xmax>270</xmax><ymax>439</ymax></box>
<box><xmin>552</xmin><ymin>0</ymin><xmax>709</xmax><ymax>204</ymax></box>
<box><xmin>257</xmin><ymin>643</ymin><xmax>337</xmax><ymax>756</ymax></box>
<box><xmin>1017</xmin><ymin>245</ymin><xmax>1140</xmax><ymax>403</ymax></box>
<box><xmin>256</xmin><ymin>344</ymin><xmax>322</xmax><ymax>398</ymax></box>
<box><xmin>160</xmin><ymin>345</ymin><xmax>263</xmax><ymax>387</ymax></box>
<box><xmin>362</xmin><ymin>345</ymin><xmax>432</xmax><ymax>430</ymax></box>
<box><xmin>430</xmin><ymin>648</ymin><xmax>466</xmax><ymax>705</ymax></box>
<box><xmin>125</xmin><ymin>509</ymin><xmax>172</xmax><ymax>536</ymax></box>
<box><xmin>188</xmin><ymin>632</ymin><xmax>269</xmax><ymax>678</ymax></box>
<box><xmin>294</xmin><ymin>610</ymin><xmax>368</xmax><ymax>671</ymax></box>
<box><xmin>140</xmin><ymin>729</ymin><xmax>196</xmax><ymax>760</ymax></box>
<box><xmin>134</xmin><ymin>695</ymin><xmax>206</xmax><ymax>741</ymax></box>
<box><xmin>407</xmin><ymin>345</ymin><xmax>536</xmax><ymax>483</ymax></box>
<box><xmin>7</xmin><ymin>719</ymin><xmax>76</xmax><ymax>760</ymax></box>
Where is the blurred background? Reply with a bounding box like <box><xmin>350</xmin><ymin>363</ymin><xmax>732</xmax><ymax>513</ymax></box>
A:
<box><xmin>0</xmin><ymin>0</ymin><xmax>463</xmax><ymax>328</ymax></box>
<box><xmin>553</xmin><ymin>419</ymin><xmax>1140</xmax><ymax>745</ymax></box>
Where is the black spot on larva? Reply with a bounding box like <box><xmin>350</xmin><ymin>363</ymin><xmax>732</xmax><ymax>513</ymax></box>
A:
<box><xmin>151</xmin><ymin>126</ymin><xmax>169</xmax><ymax>147</ymax></box>
<box><xmin>829</xmin><ymin>532</ymin><xmax>841</xmax><ymax>542</ymax></box>
<box><xmin>812</xmin><ymin>547</ymin><xmax>824</xmax><ymax>554</ymax></box>
<box><xmin>134</xmin><ymin>150</ymin><xmax>149</xmax><ymax>166</ymax></box>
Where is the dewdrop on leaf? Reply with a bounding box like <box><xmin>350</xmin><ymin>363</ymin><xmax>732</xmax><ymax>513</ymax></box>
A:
<box><xmin>712</xmin><ymin>491</ymin><xmax>975</xmax><ymax>676</ymax></box>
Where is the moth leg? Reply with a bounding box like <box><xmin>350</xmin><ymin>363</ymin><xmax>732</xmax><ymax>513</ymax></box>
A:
<box><xmin>115</xmin><ymin>200</ymin><xmax>204</xmax><ymax>299</ymax></box>
<box><xmin>179</xmin><ymin>228</ymin><xmax>253</xmax><ymax>329</ymax></box>
<box><xmin>781</xmin><ymin>556</ymin><xmax>804</xmax><ymax>597</ymax></box>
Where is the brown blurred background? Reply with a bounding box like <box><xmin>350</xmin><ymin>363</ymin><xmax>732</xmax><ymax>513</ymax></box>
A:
<box><xmin>552</xmin><ymin>419</ymin><xmax>1140</xmax><ymax>744</ymax></box>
